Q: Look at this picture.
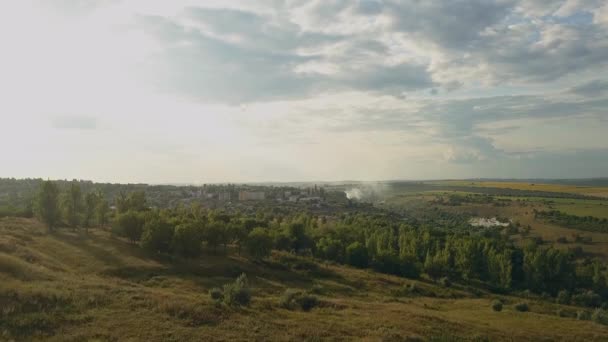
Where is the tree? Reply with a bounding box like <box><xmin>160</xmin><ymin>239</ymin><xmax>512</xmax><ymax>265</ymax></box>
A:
<box><xmin>172</xmin><ymin>222</ymin><xmax>203</xmax><ymax>257</ymax></box>
<box><xmin>246</xmin><ymin>228</ymin><xmax>273</xmax><ymax>259</ymax></box>
<box><xmin>204</xmin><ymin>222</ymin><xmax>225</xmax><ymax>254</ymax></box>
<box><xmin>96</xmin><ymin>195</ymin><xmax>110</xmax><ymax>228</ymax></box>
<box><xmin>61</xmin><ymin>182</ymin><xmax>83</xmax><ymax>229</ymax></box>
<box><xmin>114</xmin><ymin>210</ymin><xmax>144</xmax><ymax>243</ymax></box>
<box><xmin>287</xmin><ymin>222</ymin><xmax>313</xmax><ymax>253</ymax></box>
<box><xmin>315</xmin><ymin>237</ymin><xmax>344</xmax><ymax>263</ymax></box>
<box><xmin>127</xmin><ymin>191</ymin><xmax>148</xmax><ymax>211</ymax></box>
<box><xmin>83</xmin><ymin>192</ymin><xmax>99</xmax><ymax>230</ymax></box>
<box><xmin>141</xmin><ymin>212</ymin><xmax>174</xmax><ymax>254</ymax></box>
<box><xmin>35</xmin><ymin>180</ymin><xmax>60</xmax><ymax>231</ymax></box>
<box><xmin>346</xmin><ymin>242</ymin><xmax>368</xmax><ymax>268</ymax></box>
<box><xmin>229</xmin><ymin>223</ymin><xmax>248</xmax><ymax>255</ymax></box>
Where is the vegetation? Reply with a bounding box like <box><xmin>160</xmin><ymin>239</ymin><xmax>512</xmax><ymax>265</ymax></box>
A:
<box><xmin>535</xmin><ymin>210</ymin><xmax>608</xmax><ymax>233</ymax></box>
<box><xmin>3</xmin><ymin>178</ymin><xmax>608</xmax><ymax>340</ymax></box>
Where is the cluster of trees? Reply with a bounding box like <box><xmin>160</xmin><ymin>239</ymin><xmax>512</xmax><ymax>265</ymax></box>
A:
<box><xmin>34</xmin><ymin>180</ymin><xmax>110</xmax><ymax>232</ymax></box>
<box><xmin>535</xmin><ymin>210</ymin><xmax>608</xmax><ymax>233</ymax></box>
<box><xmin>32</xmin><ymin>181</ymin><xmax>608</xmax><ymax>308</ymax></box>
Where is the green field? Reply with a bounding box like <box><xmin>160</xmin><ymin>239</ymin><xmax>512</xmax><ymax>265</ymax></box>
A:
<box><xmin>429</xmin><ymin>181</ymin><xmax>608</xmax><ymax>198</ymax></box>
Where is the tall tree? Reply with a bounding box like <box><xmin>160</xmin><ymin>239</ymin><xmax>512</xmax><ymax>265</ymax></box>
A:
<box><xmin>61</xmin><ymin>182</ymin><xmax>83</xmax><ymax>229</ymax></box>
<box><xmin>83</xmin><ymin>192</ymin><xmax>99</xmax><ymax>231</ymax></box>
<box><xmin>96</xmin><ymin>193</ymin><xmax>110</xmax><ymax>228</ymax></box>
<box><xmin>35</xmin><ymin>180</ymin><xmax>60</xmax><ymax>232</ymax></box>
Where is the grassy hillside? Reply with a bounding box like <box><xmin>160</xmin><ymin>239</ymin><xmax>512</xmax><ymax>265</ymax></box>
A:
<box><xmin>1</xmin><ymin>218</ymin><xmax>608</xmax><ymax>341</ymax></box>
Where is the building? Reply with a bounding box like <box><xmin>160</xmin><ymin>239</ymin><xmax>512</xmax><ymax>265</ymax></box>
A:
<box><xmin>238</xmin><ymin>191</ymin><xmax>265</xmax><ymax>201</ymax></box>
<box><xmin>218</xmin><ymin>192</ymin><xmax>231</xmax><ymax>201</ymax></box>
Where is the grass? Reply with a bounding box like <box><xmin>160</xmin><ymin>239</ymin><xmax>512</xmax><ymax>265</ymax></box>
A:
<box><xmin>1</xmin><ymin>217</ymin><xmax>608</xmax><ymax>341</ymax></box>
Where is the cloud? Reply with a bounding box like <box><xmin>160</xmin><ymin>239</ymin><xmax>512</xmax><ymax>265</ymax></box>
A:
<box><xmin>51</xmin><ymin>115</ymin><xmax>97</xmax><ymax>130</ymax></box>
<box><xmin>569</xmin><ymin>79</ymin><xmax>608</xmax><ymax>97</ymax></box>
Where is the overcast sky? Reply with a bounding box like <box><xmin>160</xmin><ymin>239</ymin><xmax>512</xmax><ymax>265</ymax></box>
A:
<box><xmin>1</xmin><ymin>0</ymin><xmax>608</xmax><ymax>183</ymax></box>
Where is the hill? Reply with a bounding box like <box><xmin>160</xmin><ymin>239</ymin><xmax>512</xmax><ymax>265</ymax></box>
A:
<box><xmin>1</xmin><ymin>218</ymin><xmax>608</xmax><ymax>341</ymax></box>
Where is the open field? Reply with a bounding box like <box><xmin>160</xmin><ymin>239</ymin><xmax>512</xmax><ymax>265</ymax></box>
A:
<box><xmin>2</xmin><ymin>217</ymin><xmax>608</xmax><ymax>341</ymax></box>
<box><xmin>429</xmin><ymin>181</ymin><xmax>608</xmax><ymax>198</ymax></box>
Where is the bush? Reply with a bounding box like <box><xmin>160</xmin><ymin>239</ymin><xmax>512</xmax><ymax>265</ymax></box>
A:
<box><xmin>223</xmin><ymin>273</ymin><xmax>251</xmax><ymax>307</ymax></box>
<box><xmin>577</xmin><ymin>310</ymin><xmax>592</xmax><ymax>320</ymax></box>
<box><xmin>514</xmin><ymin>302</ymin><xmax>529</xmax><ymax>312</ymax></box>
<box><xmin>209</xmin><ymin>288</ymin><xmax>223</xmax><ymax>302</ymax></box>
<box><xmin>439</xmin><ymin>277</ymin><xmax>451</xmax><ymax>288</ymax></box>
<box><xmin>279</xmin><ymin>289</ymin><xmax>319</xmax><ymax>311</ymax></box>
<box><xmin>556</xmin><ymin>290</ymin><xmax>570</xmax><ymax>305</ymax></box>
<box><xmin>295</xmin><ymin>294</ymin><xmax>319</xmax><ymax>312</ymax></box>
<box><xmin>572</xmin><ymin>290</ymin><xmax>602</xmax><ymax>308</ymax></box>
<box><xmin>592</xmin><ymin>309</ymin><xmax>608</xmax><ymax>325</ymax></box>
<box><xmin>491</xmin><ymin>300</ymin><xmax>503</xmax><ymax>312</ymax></box>
<box><xmin>280</xmin><ymin>289</ymin><xmax>301</xmax><ymax>309</ymax></box>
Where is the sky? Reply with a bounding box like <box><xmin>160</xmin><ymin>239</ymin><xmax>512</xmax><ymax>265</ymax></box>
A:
<box><xmin>1</xmin><ymin>0</ymin><xmax>607</xmax><ymax>184</ymax></box>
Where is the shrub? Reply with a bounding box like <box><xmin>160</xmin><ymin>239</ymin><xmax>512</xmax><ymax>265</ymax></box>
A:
<box><xmin>223</xmin><ymin>273</ymin><xmax>251</xmax><ymax>307</ymax></box>
<box><xmin>280</xmin><ymin>289</ymin><xmax>301</xmax><ymax>309</ymax></box>
<box><xmin>279</xmin><ymin>289</ymin><xmax>319</xmax><ymax>311</ymax></box>
<box><xmin>556</xmin><ymin>290</ymin><xmax>570</xmax><ymax>305</ymax></box>
<box><xmin>295</xmin><ymin>294</ymin><xmax>319</xmax><ymax>312</ymax></box>
<box><xmin>491</xmin><ymin>300</ymin><xmax>503</xmax><ymax>312</ymax></box>
<box><xmin>577</xmin><ymin>310</ymin><xmax>592</xmax><ymax>320</ymax></box>
<box><xmin>439</xmin><ymin>277</ymin><xmax>451</xmax><ymax>288</ymax></box>
<box><xmin>592</xmin><ymin>309</ymin><xmax>608</xmax><ymax>325</ymax></box>
<box><xmin>572</xmin><ymin>290</ymin><xmax>602</xmax><ymax>308</ymax></box>
<box><xmin>514</xmin><ymin>302</ymin><xmax>529</xmax><ymax>312</ymax></box>
<box><xmin>209</xmin><ymin>288</ymin><xmax>223</xmax><ymax>302</ymax></box>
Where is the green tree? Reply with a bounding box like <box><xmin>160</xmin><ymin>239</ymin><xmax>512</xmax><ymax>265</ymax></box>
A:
<box><xmin>35</xmin><ymin>180</ymin><xmax>61</xmax><ymax>231</ymax></box>
<box><xmin>246</xmin><ymin>228</ymin><xmax>273</xmax><ymax>259</ymax></box>
<box><xmin>346</xmin><ymin>242</ymin><xmax>368</xmax><ymax>268</ymax></box>
<box><xmin>114</xmin><ymin>210</ymin><xmax>144</xmax><ymax>243</ymax></box>
<box><xmin>141</xmin><ymin>212</ymin><xmax>174</xmax><ymax>254</ymax></box>
<box><xmin>61</xmin><ymin>182</ymin><xmax>83</xmax><ymax>229</ymax></box>
<box><xmin>96</xmin><ymin>194</ymin><xmax>110</xmax><ymax>228</ymax></box>
<box><xmin>204</xmin><ymin>222</ymin><xmax>225</xmax><ymax>254</ymax></box>
<box><xmin>83</xmin><ymin>192</ymin><xmax>99</xmax><ymax>230</ymax></box>
<box><xmin>172</xmin><ymin>222</ymin><xmax>203</xmax><ymax>257</ymax></box>
<box><xmin>229</xmin><ymin>223</ymin><xmax>248</xmax><ymax>255</ymax></box>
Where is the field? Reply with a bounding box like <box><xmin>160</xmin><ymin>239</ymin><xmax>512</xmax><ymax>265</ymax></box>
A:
<box><xmin>430</xmin><ymin>181</ymin><xmax>608</xmax><ymax>198</ymax></box>
<box><xmin>2</xmin><ymin>217</ymin><xmax>608</xmax><ymax>341</ymax></box>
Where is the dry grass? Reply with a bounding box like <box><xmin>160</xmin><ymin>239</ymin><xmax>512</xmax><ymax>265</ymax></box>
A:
<box><xmin>1</xmin><ymin>217</ymin><xmax>607</xmax><ymax>341</ymax></box>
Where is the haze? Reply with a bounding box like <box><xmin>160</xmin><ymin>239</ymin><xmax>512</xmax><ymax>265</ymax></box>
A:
<box><xmin>2</xmin><ymin>0</ymin><xmax>608</xmax><ymax>184</ymax></box>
